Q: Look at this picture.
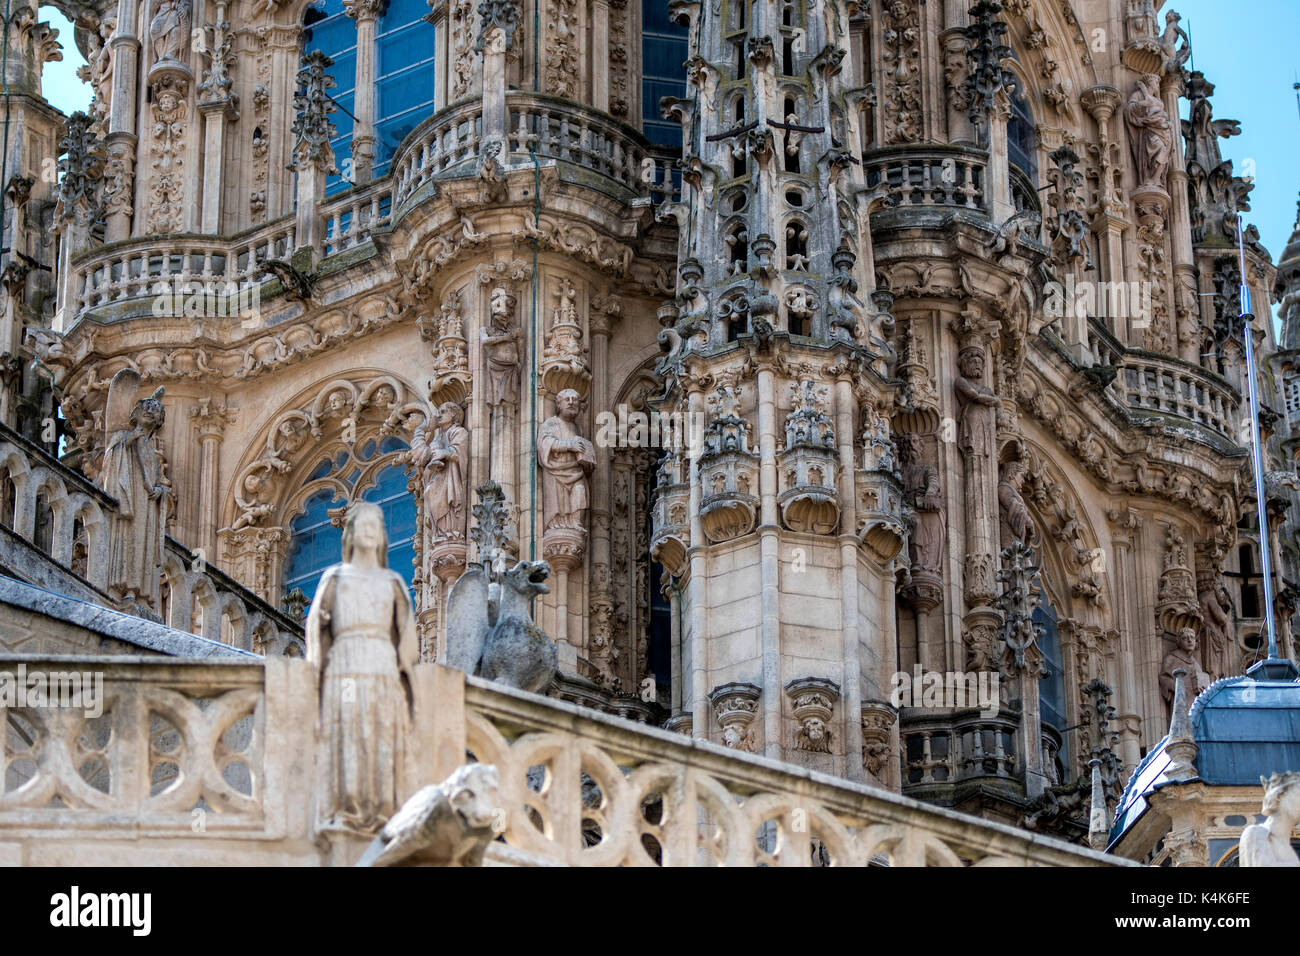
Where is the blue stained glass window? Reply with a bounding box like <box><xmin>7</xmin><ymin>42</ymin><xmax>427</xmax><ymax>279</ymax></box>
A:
<box><xmin>642</xmin><ymin>0</ymin><xmax>688</xmax><ymax>147</ymax></box>
<box><xmin>282</xmin><ymin>444</ymin><xmax>416</xmax><ymax>613</ymax></box>
<box><xmin>303</xmin><ymin>0</ymin><xmax>357</xmax><ymax>196</ymax></box>
<box><xmin>1007</xmin><ymin>87</ymin><xmax>1037</xmax><ymax>182</ymax></box>
<box><xmin>374</xmin><ymin>0</ymin><xmax>437</xmax><ymax>178</ymax></box>
<box><xmin>1035</xmin><ymin>602</ymin><xmax>1066</xmax><ymax>733</ymax></box>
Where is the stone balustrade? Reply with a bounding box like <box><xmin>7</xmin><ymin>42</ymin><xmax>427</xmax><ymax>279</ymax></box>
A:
<box><xmin>899</xmin><ymin>708</ymin><xmax>1065</xmax><ymax>792</ymax></box>
<box><xmin>0</xmin><ymin>422</ymin><xmax>301</xmax><ymax>656</ymax></box>
<box><xmin>0</xmin><ymin>658</ymin><xmax>1126</xmax><ymax>866</ymax></box>
<box><xmin>1086</xmin><ymin>319</ymin><xmax>1240</xmax><ymax>442</ymax></box>
<box><xmin>863</xmin><ymin>145</ymin><xmax>989</xmax><ymax>211</ymax></box>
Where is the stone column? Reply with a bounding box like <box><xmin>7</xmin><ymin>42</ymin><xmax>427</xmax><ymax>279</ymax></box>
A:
<box><xmin>591</xmin><ymin>0</ymin><xmax>610</xmax><ymax>112</ymax></box>
<box><xmin>835</xmin><ymin>374</ymin><xmax>864</xmax><ymax>782</ymax></box>
<box><xmin>756</xmin><ymin>363</ymin><xmax>782</xmax><ymax>760</ymax></box>
<box><xmin>1107</xmin><ymin>506</ymin><xmax>1144</xmax><ymax>773</ymax></box>
<box><xmin>196</xmin><ymin>11</ymin><xmax>238</xmax><ymax>234</ymax></box>
<box><xmin>1081</xmin><ymin>85</ymin><xmax>1131</xmax><ymax>343</ymax></box>
<box><xmin>429</xmin><ymin>0</ymin><xmax>450</xmax><ymax>111</ymax></box>
<box><xmin>190</xmin><ymin>398</ymin><xmax>232</xmax><ymax>561</ymax></box>
<box><xmin>105</xmin><ymin>0</ymin><xmax>141</xmax><ymax>241</ymax></box>
<box><xmin>344</xmin><ymin>0</ymin><xmax>382</xmax><ymax>184</ymax></box>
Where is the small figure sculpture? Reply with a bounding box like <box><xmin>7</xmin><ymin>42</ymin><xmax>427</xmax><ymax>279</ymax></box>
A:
<box><xmin>998</xmin><ymin>458</ymin><xmax>1038</xmax><ymax>549</ymax></box>
<box><xmin>899</xmin><ymin>433</ymin><xmax>943</xmax><ymax>573</ymax></box>
<box><xmin>149</xmin><ymin>0</ymin><xmax>191</xmax><ymax>63</ymax></box>
<box><xmin>1198</xmin><ymin>572</ymin><xmax>1233</xmax><ymax>679</ymax></box>
<box><xmin>954</xmin><ymin>349</ymin><xmax>998</xmax><ymax>461</ymax></box>
<box><xmin>356</xmin><ymin>763</ymin><xmax>500</xmax><ymax>868</ymax></box>
<box><xmin>417</xmin><ymin>402</ymin><xmax>469</xmax><ymax>539</ymax></box>
<box><xmin>795</xmin><ymin>716</ymin><xmax>832</xmax><ymax>753</ymax></box>
<box><xmin>1124</xmin><ymin>74</ymin><xmax>1173</xmax><ymax>190</ymax></box>
<box><xmin>1239</xmin><ymin>772</ymin><xmax>1300</xmax><ymax>867</ymax></box>
<box><xmin>306</xmin><ymin>502</ymin><xmax>418</xmax><ymax>834</ymax></box>
<box><xmin>1159</xmin><ymin>627</ymin><xmax>1210</xmax><ymax>712</ymax></box>
<box><xmin>482</xmin><ymin>287</ymin><xmax>522</xmax><ymax>407</ymax></box>
<box><xmin>538</xmin><ymin>389</ymin><xmax>596</xmax><ymax>531</ymax></box>
<box><xmin>100</xmin><ymin>369</ymin><xmax>168</xmax><ymax>607</ymax></box>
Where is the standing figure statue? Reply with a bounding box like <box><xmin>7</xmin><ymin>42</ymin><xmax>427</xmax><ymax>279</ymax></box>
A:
<box><xmin>482</xmin><ymin>287</ymin><xmax>521</xmax><ymax>408</ymax></box>
<box><xmin>100</xmin><ymin>369</ymin><xmax>168</xmax><ymax>608</ymax></box>
<box><xmin>1159</xmin><ymin>627</ymin><xmax>1210</xmax><ymax>713</ymax></box>
<box><xmin>1240</xmin><ymin>772</ymin><xmax>1300</xmax><ymax>867</ymax></box>
<box><xmin>149</xmin><ymin>0</ymin><xmax>192</xmax><ymax>63</ymax></box>
<box><xmin>306</xmin><ymin>502</ymin><xmax>418</xmax><ymax>835</ymax></box>
<box><xmin>1124</xmin><ymin>74</ymin><xmax>1173</xmax><ymax>190</ymax></box>
<box><xmin>899</xmin><ymin>433</ymin><xmax>943</xmax><ymax>573</ymax></box>
<box><xmin>420</xmin><ymin>402</ymin><xmax>469</xmax><ymax>540</ymax></box>
<box><xmin>998</xmin><ymin>458</ymin><xmax>1038</xmax><ymax>549</ymax></box>
<box><xmin>537</xmin><ymin>389</ymin><xmax>596</xmax><ymax>531</ymax></box>
<box><xmin>954</xmin><ymin>349</ymin><xmax>998</xmax><ymax>461</ymax></box>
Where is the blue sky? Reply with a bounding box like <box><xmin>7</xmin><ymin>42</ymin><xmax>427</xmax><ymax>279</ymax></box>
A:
<box><xmin>34</xmin><ymin>2</ymin><xmax>1300</xmax><ymax>313</ymax></box>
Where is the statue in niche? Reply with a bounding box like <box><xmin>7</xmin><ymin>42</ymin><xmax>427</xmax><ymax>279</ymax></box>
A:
<box><xmin>1124</xmin><ymin>74</ymin><xmax>1173</xmax><ymax>190</ymax></box>
<box><xmin>954</xmin><ymin>349</ymin><xmax>998</xmax><ymax>462</ymax></box>
<box><xmin>99</xmin><ymin>369</ymin><xmax>168</xmax><ymax>606</ymax></box>
<box><xmin>1159</xmin><ymin>627</ymin><xmax>1210</xmax><ymax>712</ymax></box>
<box><xmin>413</xmin><ymin>402</ymin><xmax>470</xmax><ymax>540</ymax></box>
<box><xmin>899</xmin><ymin>433</ymin><xmax>943</xmax><ymax>573</ymax></box>
<box><xmin>1198</xmin><ymin>571</ymin><xmax>1233</xmax><ymax>679</ymax></box>
<box><xmin>1240</xmin><ymin>773</ymin><xmax>1300</xmax><ymax>867</ymax></box>
<box><xmin>149</xmin><ymin>0</ymin><xmax>192</xmax><ymax>63</ymax></box>
<box><xmin>482</xmin><ymin>287</ymin><xmax>521</xmax><ymax>407</ymax></box>
<box><xmin>306</xmin><ymin>501</ymin><xmax>418</xmax><ymax>835</ymax></box>
<box><xmin>998</xmin><ymin>458</ymin><xmax>1038</xmax><ymax>549</ymax></box>
<box><xmin>537</xmin><ymin>388</ymin><xmax>595</xmax><ymax>531</ymax></box>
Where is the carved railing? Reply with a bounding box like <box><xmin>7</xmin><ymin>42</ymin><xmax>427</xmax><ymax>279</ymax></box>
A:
<box><xmin>0</xmin><ymin>660</ymin><xmax>1123</xmax><ymax>865</ymax></box>
<box><xmin>1085</xmin><ymin>319</ymin><xmax>1241</xmax><ymax>442</ymax></box>
<box><xmin>0</xmin><ymin>422</ymin><xmax>302</xmax><ymax>656</ymax></box>
<box><xmin>899</xmin><ymin>708</ymin><xmax>1065</xmax><ymax>791</ymax></box>
<box><xmin>862</xmin><ymin>145</ymin><xmax>988</xmax><ymax>211</ymax></box>
<box><xmin>0</xmin><ymin>657</ymin><xmax>270</xmax><ymax>831</ymax></box>
<box><xmin>390</xmin><ymin>99</ymin><xmax>485</xmax><ymax>207</ymax></box>
<box><xmin>460</xmin><ymin>675</ymin><xmax>1114</xmax><ymax>866</ymax></box>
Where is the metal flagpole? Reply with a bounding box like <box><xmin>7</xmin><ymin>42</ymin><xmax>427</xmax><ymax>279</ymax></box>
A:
<box><xmin>1235</xmin><ymin>217</ymin><xmax>1280</xmax><ymax>662</ymax></box>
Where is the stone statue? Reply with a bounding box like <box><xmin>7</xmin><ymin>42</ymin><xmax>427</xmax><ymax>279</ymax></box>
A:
<box><xmin>356</xmin><ymin>763</ymin><xmax>500</xmax><ymax>867</ymax></box>
<box><xmin>306</xmin><ymin>502</ymin><xmax>418</xmax><ymax>834</ymax></box>
<box><xmin>1159</xmin><ymin>627</ymin><xmax>1210</xmax><ymax>711</ymax></box>
<box><xmin>100</xmin><ymin>369</ymin><xmax>168</xmax><ymax>607</ymax></box>
<box><xmin>537</xmin><ymin>388</ymin><xmax>596</xmax><ymax>531</ymax></box>
<box><xmin>899</xmin><ymin>433</ymin><xmax>943</xmax><ymax>573</ymax></box>
<box><xmin>149</xmin><ymin>0</ymin><xmax>191</xmax><ymax>63</ymax></box>
<box><xmin>482</xmin><ymin>287</ymin><xmax>521</xmax><ymax>407</ymax></box>
<box><xmin>998</xmin><ymin>458</ymin><xmax>1037</xmax><ymax>548</ymax></box>
<box><xmin>1157</xmin><ymin>11</ymin><xmax>1191</xmax><ymax>72</ymax></box>
<box><xmin>417</xmin><ymin>402</ymin><xmax>469</xmax><ymax>539</ymax></box>
<box><xmin>1239</xmin><ymin>772</ymin><xmax>1300</xmax><ymax>867</ymax></box>
<box><xmin>1198</xmin><ymin>572</ymin><xmax>1232</xmax><ymax>679</ymax></box>
<box><xmin>1124</xmin><ymin>74</ymin><xmax>1173</xmax><ymax>190</ymax></box>
<box><xmin>445</xmin><ymin>558</ymin><xmax>557</xmax><ymax>693</ymax></box>
<box><xmin>954</xmin><ymin>349</ymin><xmax>998</xmax><ymax>461</ymax></box>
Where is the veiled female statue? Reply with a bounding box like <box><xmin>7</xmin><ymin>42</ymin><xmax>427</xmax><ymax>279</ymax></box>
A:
<box><xmin>306</xmin><ymin>502</ymin><xmax>417</xmax><ymax>835</ymax></box>
<box><xmin>99</xmin><ymin>369</ymin><xmax>168</xmax><ymax>608</ymax></box>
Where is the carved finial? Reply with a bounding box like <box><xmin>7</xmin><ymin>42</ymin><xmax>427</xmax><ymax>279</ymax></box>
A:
<box><xmin>469</xmin><ymin>480</ymin><xmax>509</xmax><ymax>566</ymax></box>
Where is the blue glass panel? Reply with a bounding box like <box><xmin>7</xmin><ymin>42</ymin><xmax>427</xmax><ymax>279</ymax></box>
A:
<box><xmin>378</xmin><ymin>435</ymin><xmax>409</xmax><ymax>454</ymax></box>
<box><xmin>283</xmin><ymin>488</ymin><xmax>346</xmax><ymax>605</ymax></box>
<box><xmin>361</xmin><ymin>464</ymin><xmax>418</xmax><ymax>592</ymax></box>
<box><xmin>642</xmin><ymin>2</ymin><xmax>688</xmax><ymax>148</ymax></box>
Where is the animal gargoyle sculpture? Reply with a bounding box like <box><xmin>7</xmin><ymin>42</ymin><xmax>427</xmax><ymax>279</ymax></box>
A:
<box><xmin>445</xmin><ymin>557</ymin><xmax>557</xmax><ymax>693</ymax></box>
<box><xmin>355</xmin><ymin>763</ymin><xmax>500</xmax><ymax>867</ymax></box>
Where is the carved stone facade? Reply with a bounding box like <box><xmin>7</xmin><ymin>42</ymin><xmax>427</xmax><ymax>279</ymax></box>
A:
<box><xmin>0</xmin><ymin>0</ymin><xmax>1294</xmax><ymax>858</ymax></box>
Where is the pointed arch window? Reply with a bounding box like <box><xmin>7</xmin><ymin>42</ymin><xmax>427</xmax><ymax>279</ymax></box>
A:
<box><xmin>1007</xmin><ymin>86</ymin><xmax>1037</xmax><ymax>182</ymax></box>
<box><xmin>282</xmin><ymin>435</ymin><xmax>415</xmax><ymax>612</ymax></box>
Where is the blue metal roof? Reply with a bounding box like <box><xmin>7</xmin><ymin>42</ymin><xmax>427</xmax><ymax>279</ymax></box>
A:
<box><xmin>1110</xmin><ymin>660</ymin><xmax>1300</xmax><ymax>844</ymax></box>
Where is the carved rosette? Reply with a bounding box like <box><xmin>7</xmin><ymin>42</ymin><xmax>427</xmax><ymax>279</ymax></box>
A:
<box><xmin>860</xmin><ymin>700</ymin><xmax>898</xmax><ymax>777</ymax></box>
<box><xmin>709</xmin><ymin>682</ymin><xmax>761</xmax><ymax>752</ymax></box>
<box><xmin>777</xmin><ymin>381</ymin><xmax>840</xmax><ymax>535</ymax></box>
<box><xmin>786</xmin><ymin>677</ymin><xmax>840</xmax><ymax>754</ymax></box>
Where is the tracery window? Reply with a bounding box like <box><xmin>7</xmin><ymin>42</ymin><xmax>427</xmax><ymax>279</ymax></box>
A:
<box><xmin>282</xmin><ymin>435</ymin><xmax>416</xmax><ymax>610</ymax></box>
<box><xmin>1007</xmin><ymin>86</ymin><xmax>1037</xmax><ymax>183</ymax></box>
<box><xmin>641</xmin><ymin>0</ymin><xmax>689</xmax><ymax>147</ymax></box>
<box><xmin>1035</xmin><ymin>601</ymin><xmax>1065</xmax><ymax>733</ymax></box>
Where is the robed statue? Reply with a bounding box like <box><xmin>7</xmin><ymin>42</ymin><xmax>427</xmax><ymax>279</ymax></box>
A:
<box><xmin>306</xmin><ymin>502</ymin><xmax>418</xmax><ymax>835</ymax></box>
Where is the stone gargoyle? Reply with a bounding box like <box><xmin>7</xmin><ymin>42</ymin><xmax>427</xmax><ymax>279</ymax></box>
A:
<box><xmin>356</xmin><ymin>763</ymin><xmax>500</xmax><ymax>867</ymax></box>
<box><xmin>445</xmin><ymin>557</ymin><xmax>557</xmax><ymax>694</ymax></box>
